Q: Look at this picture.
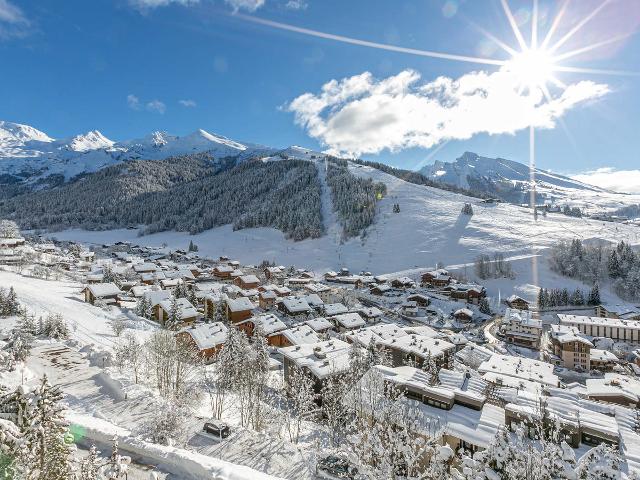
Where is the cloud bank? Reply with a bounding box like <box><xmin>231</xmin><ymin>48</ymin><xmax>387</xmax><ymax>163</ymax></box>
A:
<box><xmin>286</xmin><ymin>69</ymin><xmax>609</xmax><ymax>156</ymax></box>
<box><xmin>572</xmin><ymin>168</ymin><xmax>640</xmax><ymax>194</ymax></box>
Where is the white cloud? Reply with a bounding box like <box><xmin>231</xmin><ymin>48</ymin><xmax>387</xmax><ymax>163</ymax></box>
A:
<box><xmin>0</xmin><ymin>0</ymin><xmax>29</xmax><ymax>39</ymax></box>
<box><xmin>225</xmin><ymin>0</ymin><xmax>265</xmax><ymax>12</ymax></box>
<box><xmin>572</xmin><ymin>168</ymin><xmax>640</xmax><ymax>194</ymax></box>
<box><xmin>213</xmin><ymin>55</ymin><xmax>228</xmax><ymax>73</ymax></box>
<box><xmin>128</xmin><ymin>0</ymin><xmax>199</xmax><ymax>10</ymax></box>
<box><xmin>286</xmin><ymin>69</ymin><xmax>609</xmax><ymax>156</ymax></box>
<box><xmin>146</xmin><ymin>99</ymin><xmax>166</xmax><ymax>114</ymax></box>
<box><xmin>285</xmin><ymin>0</ymin><xmax>307</xmax><ymax>10</ymax></box>
<box><xmin>127</xmin><ymin>94</ymin><xmax>141</xmax><ymax>110</ymax></box>
<box><xmin>179</xmin><ymin>99</ymin><xmax>197</xmax><ymax>107</ymax></box>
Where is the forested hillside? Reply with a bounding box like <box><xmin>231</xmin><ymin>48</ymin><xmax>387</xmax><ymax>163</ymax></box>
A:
<box><xmin>326</xmin><ymin>158</ymin><xmax>386</xmax><ymax>239</ymax></box>
<box><xmin>0</xmin><ymin>155</ymin><xmax>324</xmax><ymax>241</ymax></box>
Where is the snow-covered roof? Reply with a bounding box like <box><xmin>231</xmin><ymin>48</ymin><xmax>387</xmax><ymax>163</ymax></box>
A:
<box><xmin>559</xmin><ymin>313</ymin><xmax>640</xmax><ymax>331</ymax></box>
<box><xmin>503</xmin><ymin>308</ymin><xmax>541</xmax><ymax>328</ymax></box>
<box><xmin>479</xmin><ymin>354</ymin><xmax>559</xmax><ymax>388</ymax></box>
<box><xmin>279</xmin><ymin>339</ymin><xmax>352</xmax><ymax>380</ymax></box>
<box><xmin>455</xmin><ymin>344</ymin><xmax>494</xmax><ymax>369</ymax></box>
<box><xmin>454</xmin><ymin>308</ymin><xmax>473</xmax><ymax>318</ymax></box>
<box><xmin>324</xmin><ymin>303</ymin><xmax>348</xmax><ymax>316</ymax></box>
<box><xmin>159</xmin><ymin>298</ymin><xmax>198</xmax><ymax>320</ymax></box>
<box><xmin>238</xmin><ymin>274</ymin><xmax>259</xmax><ymax>284</ymax></box>
<box><xmin>281</xmin><ymin>325</ymin><xmax>321</xmax><ymax>345</ymax></box>
<box><xmin>133</xmin><ymin>262</ymin><xmax>157</xmax><ymax>273</ymax></box>
<box><xmin>280</xmin><ymin>296</ymin><xmax>312</xmax><ymax>313</ymax></box>
<box><xmin>590</xmin><ymin>349</ymin><xmax>618</xmax><ymax>362</ymax></box>
<box><xmin>241</xmin><ymin>313</ymin><xmax>287</xmax><ymax>335</ymax></box>
<box><xmin>304</xmin><ymin>317</ymin><xmax>333</xmax><ymax>332</ymax></box>
<box><xmin>585</xmin><ymin>373</ymin><xmax>640</xmax><ymax>403</ymax></box>
<box><xmin>304</xmin><ymin>282</ymin><xmax>331</xmax><ymax>293</ymax></box>
<box><xmin>179</xmin><ymin>322</ymin><xmax>227</xmax><ymax>350</ymax></box>
<box><xmin>86</xmin><ymin>283</ymin><xmax>121</xmax><ymax>298</ymax></box>
<box><xmin>227</xmin><ymin>297</ymin><xmax>255</xmax><ymax>312</ymax></box>
<box><xmin>358</xmin><ymin>306</ymin><xmax>383</xmax><ymax>318</ymax></box>
<box><xmin>332</xmin><ymin>312</ymin><xmax>366</xmax><ymax>329</ymax></box>
<box><xmin>549</xmin><ymin>324</ymin><xmax>594</xmax><ymax>346</ymax></box>
<box><xmin>144</xmin><ymin>289</ymin><xmax>172</xmax><ymax>306</ymax></box>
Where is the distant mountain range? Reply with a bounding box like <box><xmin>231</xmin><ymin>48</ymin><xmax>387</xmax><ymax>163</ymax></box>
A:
<box><xmin>0</xmin><ymin>121</ymin><xmax>297</xmax><ymax>185</ymax></box>
<box><xmin>419</xmin><ymin>151</ymin><xmax>608</xmax><ymax>205</ymax></box>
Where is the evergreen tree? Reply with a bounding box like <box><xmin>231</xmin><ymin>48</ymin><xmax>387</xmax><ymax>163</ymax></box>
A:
<box><xmin>608</xmin><ymin>250</ymin><xmax>622</xmax><ymax>278</ymax></box>
<box><xmin>479</xmin><ymin>297</ymin><xmax>491</xmax><ymax>315</ymax></box>
<box><xmin>166</xmin><ymin>297</ymin><xmax>182</xmax><ymax>330</ymax></box>
<box><xmin>588</xmin><ymin>284</ymin><xmax>601</xmax><ymax>306</ymax></box>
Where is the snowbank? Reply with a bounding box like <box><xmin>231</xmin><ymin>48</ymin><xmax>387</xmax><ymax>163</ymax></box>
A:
<box><xmin>68</xmin><ymin>412</ymin><xmax>284</xmax><ymax>480</ymax></box>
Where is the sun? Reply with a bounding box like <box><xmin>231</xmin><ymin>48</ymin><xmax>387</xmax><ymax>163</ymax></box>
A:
<box><xmin>505</xmin><ymin>48</ymin><xmax>556</xmax><ymax>91</ymax></box>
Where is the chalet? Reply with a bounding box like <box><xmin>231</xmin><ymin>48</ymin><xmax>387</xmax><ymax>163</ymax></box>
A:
<box><xmin>259</xmin><ymin>290</ymin><xmax>277</xmax><ymax>310</ymax></box>
<box><xmin>589</xmin><ymin>349</ymin><xmax>618</xmax><ymax>372</ymax></box>
<box><xmin>230</xmin><ymin>269</ymin><xmax>244</xmax><ymax>279</ymax></box>
<box><xmin>449</xmin><ymin>285</ymin><xmax>485</xmax><ymax>305</ymax></box>
<box><xmin>548</xmin><ymin>324</ymin><xmax>593</xmax><ymax>371</ymax></box>
<box><xmin>407</xmin><ymin>294</ymin><xmax>430</xmax><ymax>307</ymax></box>
<box><xmin>234</xmin><ymin>274</ymin><xmax>260</xmax><ymax>290</ymax></box>
<box><xmin>78</xmin><ymin>251</ymin><xmax>95</xmax><ymax>262</ymax></box>
<box><xmin>156</xmin><ymin>298</ymin><xmax>198</xmax><ymax>326</ymax></box>
<box><xmin>369</xmin><ymin>284</ymin><xmax>391</xmax><ymax>296</ymax></box>
<box><xmin>453</xmin><ymin>308</ymin><xmax>473</xmax><ymax>322</ymax></box>
<box><xmin>133</xmin><ymin>262</ymin><xmax>157</xmax><ymax>274</ymax></box>
<box><xmin>264</xmin><ymin>266</ymin><xmax>284</xmax><ymax>280</ymax></box>
<box><xmin>304</xmin><ymin>317</ymin><xmax>333</xmax><ymax>334</ymax></box>
<box><xmin>421</xmin><ymin>269</ymin><xmax>451</xmax><ymax>287</ymax></box>
<box><xmin>213</xmin><ymin>265</ymin><xmax>233</xmax><ymax>279</ymax></box>
<box><xmin>323</xmin><ymin>271</ymin><xmax>338</xmax><ymax>281</ymax></box>
<box><xmin>280</xmin><ymin>324</ymin><xmax>321</xmax><ymax>347</ymax></box>
<box><xmin>82</xmin><ymin>283</ymin><xmax>122</xmax><ymax>306</ymax></box>
<box><xmin>144</xmin><ymin>290</ymin><xmax>172</xmax><ymax>320</ymax></box>
<box><xmin>558</xmin><ymin>313</ymin><xmax>640</xmax><ymax>342</ymax></box>
<box><xmin>278</xmin><ymin>296</ymin><xmax>313</xmax><ymax>316</ymax></box>
<box><xmin>0</xmin><ymin>237</ymin><xmax>25</xmax><ymax>248</ymax></box>
<box><xmin>304</xmin><ymin>283</ymin><xmax>333</xmax><ymax>302</ymax></box>
<box><xmin>140</xmin><ymin>271</ymin><xmax>166</xmax><ymax>285</ymax></box>
<box><xmin>177</xmin><ymin>322</ymin><xmax>227</xmax><ymax>363</ymax></box>
<box><xmin>505</xmin><ymin>295</ymin><xmax>530</xmax><ymax>310</ymax></box>
<box><xmin>501</xmin><ymin>308</ymin><xmax>542</xmax><ymax>349</ymax></box>
<box><xmin>86</xmin><ymin>273</ymin><xmax>104</xmax><ymax>284</ymax></box>
<box><xmin>279</xmin><ymin>339</ymin><xmax>352</xmax><ymax>394</ymax></box>
<box><xmin>332</xmin><ymin>312</ymin><xmax>366</xmax><ymax>332</ymax></box>
<box><xmin>131</xmin><ymin>285</ymin><xmax>152</xmax><ymax>298</ymax></box>
<box><xmin>390</xmin><ymin>276</ymin><xmax>415</xmax><ymax>289</ymax></box>
<box><xmin>203</xmin><ymin>292</ymin><xmax>223</xmax><ymax>319</ymax></box>
<box><xmin>357</xmin><ymin>306</ymin><xmax>383</xmax><ymax>322</ymax></box>
<box><xmin>160</xmin><ymin>278</ymin><xmax>182</xmax><ymax>290</ymax></box>
<box><xmin>237</xmin><ymin>313</ymin><xmax>288</xmax><ymax>346</ymax></box>
<box><xmin>399</xmin><ymin>301</ymin><xmax>418</xmax><ymax>317</ymax></box>
<box><xmin>323</xmin><ymin>303</ymin><xmax>348</xmax><ymax>317</ymax></box>
<box><xmin>226</xmin><ymin>297</ymin><xmax>255</xmax><ymax>323</ymax></box>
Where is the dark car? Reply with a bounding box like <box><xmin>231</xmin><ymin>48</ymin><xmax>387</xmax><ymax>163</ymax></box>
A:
<box><xmin>316</xmin><ymin>455</ymin><xmax>358</xmax><ymax>479</ymax></box>
<box><xmin>203</xmin><ymin>420</ymin><xmax>230</xmax><ymax>439</ymax></box>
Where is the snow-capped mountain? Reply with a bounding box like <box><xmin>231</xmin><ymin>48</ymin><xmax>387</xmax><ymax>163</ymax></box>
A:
<box><xmin>0</xmin><ymin>121</ymin><xmax>278</xmax><ymax>183</ymax></box>
<box><xmin>419</xmin><ymin>151</ymin><xmax>615</xmax><ymax>207</ymax></box>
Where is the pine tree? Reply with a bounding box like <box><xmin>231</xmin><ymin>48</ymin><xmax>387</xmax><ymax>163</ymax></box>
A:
<box><xmin>537</xmin><ymin>288</ymin><xmax>546</xmax><ymax>309</ymax></box>
<box><xmin>166</xmin><ymin>297</ymin><xmax>182</xmax><ymax>330</ymax></box>
<box><xmin>79</xmin><ymin>443</ymin><xmax>102</xmax><ymax>479</ymax></box>
<box><xmin>589</xmin><ymin>283</ymin><xmax>601</xmax><ymax>306</ymax></box>
<box><xmin>608</xmin><ymin>250</ymin><xmax>622</xmax><ymax>278</ymax></box>
<box><xmin>479</xmin><ymin>297</ymin><xmax>491</xmax><ymax>315</ymax></box>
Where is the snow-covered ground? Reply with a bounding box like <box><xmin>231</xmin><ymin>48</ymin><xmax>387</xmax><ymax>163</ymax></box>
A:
<box><xmin>50</xmin><ymin>161</ymin><xmax>640</xmax><ymax>307</ymax></box>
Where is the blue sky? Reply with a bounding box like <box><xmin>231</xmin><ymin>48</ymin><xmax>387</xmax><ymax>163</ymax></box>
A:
<box><xmin>1</xmin><ymin>0</ymin><xmax>639</xmax><ymax>186</ymax></box>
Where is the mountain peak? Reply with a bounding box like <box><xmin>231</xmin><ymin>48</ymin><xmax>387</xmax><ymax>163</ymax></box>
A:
<box><xmin>66</xmin><ymin>130</ymin><xmax>114</xmax><ymax>152</ymax></box>
<box><xmin>0</xmin><ymin>121</ymin><xmax>53</xmax><ymax>144</ymax></box>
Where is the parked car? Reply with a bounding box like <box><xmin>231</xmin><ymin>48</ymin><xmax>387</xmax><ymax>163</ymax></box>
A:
<box><xmin>316</xmin><ymin>455</ymin><xmax>358</xmax><ymax>479</ymax></box>
<box><xmin>203</xmin><ymin>420</ymin><xmax>230</xmax><ymax>440</ymax></box>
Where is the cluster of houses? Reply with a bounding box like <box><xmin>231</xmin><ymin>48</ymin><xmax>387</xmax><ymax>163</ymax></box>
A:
<box><xmin>5</xmin><ymin>235</ymin><xmax>640</xmax><ymax>465</ymax></box>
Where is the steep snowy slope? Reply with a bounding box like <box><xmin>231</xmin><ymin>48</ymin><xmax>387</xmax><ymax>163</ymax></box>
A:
<box><xmin>53</xmin><ymin>160</ymin><xmax>640</xmax><ymax>279</ymax></box>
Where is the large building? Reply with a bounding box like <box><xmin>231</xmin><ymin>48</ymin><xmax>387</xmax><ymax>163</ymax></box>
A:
<box><xmin>558</xmin><ymin>313</ymin><xmax>640</xmax><ymax>342</ymax></box>
<box><xmin>500</xmin><ymin>308</ymin><xmax>542</xmax><ymax>349</ymax></box>
<box><xmin>548</xmin><ymin>324</ymin><xmax>593</xmax><ymax>371</ymax></box>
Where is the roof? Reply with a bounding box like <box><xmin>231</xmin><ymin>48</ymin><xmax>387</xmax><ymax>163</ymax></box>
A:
<box><xmin>179</xmin><ymin>322</ymin><xmax>227</xmax><ymax>350</ymax></box>
<box><xmin>133</xmin><ymin>262</ymin><xmax>157</xmax><ymax>272</ymax></box>
<box><xmin>324</xmin><ymin>303</ymin><xmax>348</xmax><ymax>316</ymax></box>
<box><xmin>503</xmin><ymin>308</ymin><xmax>541</xmax><ymax>328</ymax></box>
<box><xmin>238</xmin><ymin>274</ymin><xmax>260</xmax><ymax>284</ymax></box>
<box><xmin>158</xmin><ymin>298</ymin><xmax>198</xmax><ymax>320</ymax></box>
<box><xmin>281</xmin><ymin>325</ymin><xmax>321</xmax><ymax>345</ymax></box>
<box><xmin>144</xmin><ymin>289</ymin><xmax>172</xmax><ymax>306</ymax></box>
<box><xmin>585</xmin><ymin>373</ymin><xmax>640</xmax><ymax>403</ymax></box>
<box><xmin>478</xmin><ymin>354</ymin><xmax>559</xmax><ymax>387</ymax></box>
<box><xmin>559</xmin><ymin>313</ymin><xmax>640</xmax><ymax>331</ymax></box>
<box><xmin>280</xmin><ymin>296</ymin><xmax>312</xmax><ymax>313</ymax></box>
<box><xmin>305</xmin><ymin>282</ymin><xmax>331</xmax><ymax>293</ymax></box>
<box><xmin>227</xmin><ymin>297</ymin><xmax>255</xmax><ymax>312</ymax></box>
<box><xmin>358</xmin><ymin>306</ymin><xmax>383</xmax><ymax>318</ymax></box>
<box><xmin>549</xmin><ymin>324</ymin><xmax>594</xmax><ymax>346</ymax></box>
<box><xmin>304</xmin><ymin>317</ymin><xmax>333</xmax><ymax>332</ymax></box>
<box><xmin>454</xmin><ymin>308</ymin><xmax>473</xmax><ymax>318</ymax></box>
<box><xmin>332</xmin><ymin>312</ymin><xmax>366</xmax><ymax>329</ymax></box>
<box><xmin>278</xmin><ymin>339</ymin><xmax>352</xmax><ymax>379</ymax></box>
<box><xmin>86</xmin><ymin>283</ymin><xmax>121</xmax><ymax>298</ymax></box>
<box><xmin>240</xmin><ymin>313</ymin><xmax>287</xmax><ymax>335</ymax></box>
